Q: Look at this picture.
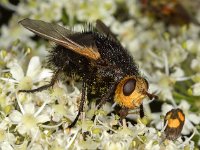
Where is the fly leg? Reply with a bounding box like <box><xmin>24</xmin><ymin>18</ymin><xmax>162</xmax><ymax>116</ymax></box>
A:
<box><xmin>68</xmin><ymin>81</ymin><xmax>87</xmax><ymax>128</ymax></box>
<box><xmin>120</xmin><ymin>104</ymin><xmax>144</xmax><ymax>125</ymax></box>
<box><xmin>139</xmin><ymin>104</ymin><xmax>144</xmax><ymax>118</ymax></box>
<box><xmin>18</xmin><ymin>69</ymin><xmax>60</xmax><ymax>93</ymax></box>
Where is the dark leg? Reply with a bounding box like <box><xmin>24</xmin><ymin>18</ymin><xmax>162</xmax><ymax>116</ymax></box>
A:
<box><xmin>18</xmin><ymin>70</ymin><xmax>60</xmax><ymax>93</ymax></box>
<box><xmin>139</xmin><ymin>104</ymin><xmax>144</xmax><ymax>118</ymax></box>
<box><xmin>144</xmin><ymin>91</ymin><xmax>158</xmax><ymax>100</ymax></box>
<box><xmin>68</xmin><ymin>81</ymin><xmax>86</xmax><ymax>128</ymax></box>
<box><xmin>119</xmin><ymin>104</ymin><xmax>144</xmax><ymax>123</ymax></box>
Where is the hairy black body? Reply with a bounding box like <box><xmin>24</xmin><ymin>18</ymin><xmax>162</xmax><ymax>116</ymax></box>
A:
<box><xmin>48</xmin><ymin>31</ymin><xmax>139</xmax><ymax>88</ymax></box>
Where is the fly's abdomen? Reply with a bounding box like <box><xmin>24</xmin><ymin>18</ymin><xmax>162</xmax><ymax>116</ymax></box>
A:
<box><xmin>47</xmin><ymin>45</ymin><xmax>90</xmax><ymax>77</ymax></box>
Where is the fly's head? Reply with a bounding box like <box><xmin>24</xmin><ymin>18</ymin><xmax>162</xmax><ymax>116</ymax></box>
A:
<box><xmin>114</xmin><ymin>76</ymin><xmax>157</xmax><ymax>109</ymax></box>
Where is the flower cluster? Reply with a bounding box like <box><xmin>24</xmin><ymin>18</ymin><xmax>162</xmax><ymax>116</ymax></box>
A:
<box><xmin>0</xmin><ymin>0</ymin><xmax>200</xmax><ymax>149</ymax></box>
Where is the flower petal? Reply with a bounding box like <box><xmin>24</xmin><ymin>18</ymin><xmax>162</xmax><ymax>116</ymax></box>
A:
<box><xmin>36</xmin><ymin>114</ymin><xmax>50</xmax><ymax>123</ymax></box>
<box><xmin>26</xmin><ymin>56</ymin><xmax>41</xmax><ymax>79</ymax></box>
<box><xmin>182</xmin><ymin>119</ymin><xmax>194</xmax><ymax>135</ymax></box>
<box><xmin>9</xmin><ymin>110</ymin><xmax>22</xmax><ymax>123</ymax></box>
<box><xmin>161</xmin><ymin>103</ymin><xmax>173</xmax><ymax>115</ymax></box>
<box><xmin>17</xmin><ymin>124</ymin><xmax>27</xmax><ymax>135</ymax></box>
<box><xmin>10</xmin><ymin>63</ymin><xmax>24</xmax><ymax>81</ymax></box>
<box><xmin>192</xmin><ymin>82</ymin><xmax>200</xmax><ymax>96</ymax></box>
<box><xmin>24</xmin><ymin>103</ymin><xmax>35</xmax><ymax>114</ymax></box>
<box><xmin>1</xmin><ymin>141</ymin><xmax>14</xmax><ymax>150</ymax></box>
<box><xmin>188</xmin><ymin>113</ymin><xmax>200</xmax><ymax>125</ymax></box>
<box><xmin>34</xmin><ymin>69</ymin><xmax>53</xmax><ymax>83</ymax></box>
<box><xmin>179</xmin><ymin>100</ymin><xmax>190</xmax><ymax>110</ymax></box>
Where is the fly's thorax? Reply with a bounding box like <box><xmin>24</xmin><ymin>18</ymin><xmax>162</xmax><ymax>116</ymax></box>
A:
<box><xmin>114</xmin><ymin>76</ymin><xmax>149</xmax><ymax>109</ymax></box>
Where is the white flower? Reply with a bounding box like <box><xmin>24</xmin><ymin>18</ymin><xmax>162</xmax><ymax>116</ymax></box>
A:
<box><xmin>31</xmin><ymin>0</ymin><xmax>63</xmax><ymax>22</ymax></box>
<box><xmin>101</xmin><ymin>131</ymin><xmax>131</xmax><ymax>150</ymax></box>
<box><xmin>145</xmin><ymin>140</ymin><xmax>160</xmax><ymax>150</ymax></box>
<box><xmin>191</xmin><ymin>58</ymin><xmax>200</xmax><ymax>72</ymax></box>
<box><xmin>9</xmin><ymin>100</ymin><xmax>50</xmax><ymax>136</ymax></box>
<box><xmin>0</xmin><ymin>122</ymin><xmax>15</xmax><ymax>150</ymax></box>
<box><xmin>1</xmin><ymin>0</ymin><xmax>200</xmax><ymax>148</ymax></box>
<box><xmin>2</xmin><ymin>56</ymin><xmax>52</xmax><ymax>91</ymax></box>
<box><xmin>0</xmin><ymin>16</ymin><xmax>33</xmax><ymax>48</ymax></box>
<box><xmin>0</xmin><ymin>132</ymin><xmax>16</xmax><ymax>148</ymax></box>
<box><xmin>0</xmin><ymin>141</ymin><xmax>14</xmax><ymax>150</ymax></box>
<box><xmin>75</xmin><ymin>0</ymin><xmax>116</xmax><ymax>22</ymax></box>
<box><xmin>28</xmin><ymin>143</ymin><xmax>44</xmax><ymax>150</ymax></box>
<box><xmin>192</xmin><ymin>82</ymin><xmax>200</xmax><ymax>96</ymax></box>
<box><xmin>51</xmin><ymin>103</ymin><xmax>68</xmax><ymax>122</ymax></box>
<box><xmin>0</xmin><ymin>117</ymin><xmax>11</xmax><ymax>131</ymax></box>
<box><xmin>149</xmin><ymin>53</ymin><xmax>191</xmax><ymax>101</ymax></box>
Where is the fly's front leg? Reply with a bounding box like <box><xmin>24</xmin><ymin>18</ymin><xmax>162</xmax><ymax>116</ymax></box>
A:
<box><xmin>18</xmin><ymin>69</ymin><xmax>60</xmax><ymax>93</ymax></box>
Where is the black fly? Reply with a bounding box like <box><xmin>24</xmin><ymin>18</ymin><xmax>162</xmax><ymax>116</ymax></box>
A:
<box><xmin>19</xmin><ymin>18</ymin><xmax>157</xmax><ymax>128</ymax></box>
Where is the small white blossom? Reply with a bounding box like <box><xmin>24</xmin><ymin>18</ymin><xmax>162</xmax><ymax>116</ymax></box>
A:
<box><xmin>145</xmin><ymin>140</ymin><xmax>160</xmax><ymax>150</ymax></box>
<box><xmin>2</xmin><ymin>56</ymin><xmax>52</xmax><ymax>91</ymax></box>
<box><xmin>0</xmin><ymin>0</ymin><xmax>200</xmax><ymax>149</ymax></box>
<box><xmin>0</xmin><ymin>141</ymin><xmax>14</xmax><ymax>150</ymax></box>
<box><xmin>9</xmin><ymin>100</ymin><xmax>50</xmax><ymax>136</ymax></box>
<box><xmin>192</xmin><ymin>82</ymin><xmax>200</xmax><ymax>96</ymax></box>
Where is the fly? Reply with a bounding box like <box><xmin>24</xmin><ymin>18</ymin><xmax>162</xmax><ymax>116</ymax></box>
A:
<box><xmin>19</xmin><ymin>18</ymin><xmax>158</xmax><ymax>128</ymax></box>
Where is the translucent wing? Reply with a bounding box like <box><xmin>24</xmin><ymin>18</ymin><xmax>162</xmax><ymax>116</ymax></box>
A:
<box><xmin>19</xmin><ymin>18</ymin><xmax>100</xmax><ymax>60</ymax></box>
<box><xmin>96</xmin><ymin>19</ymin><xmax>118</xmax><ymax>42</ymax></box>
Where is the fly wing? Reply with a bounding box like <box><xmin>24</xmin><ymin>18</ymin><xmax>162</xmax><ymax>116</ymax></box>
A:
<box><xmin>19</xmin><ymin>18</ymin><xmax>100</xmax><ymax>60</ymax></box>
<box><xmin>96</xmin><ymin>19</ymin><xmax>118</xmax><ymax>42</ymax></box>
